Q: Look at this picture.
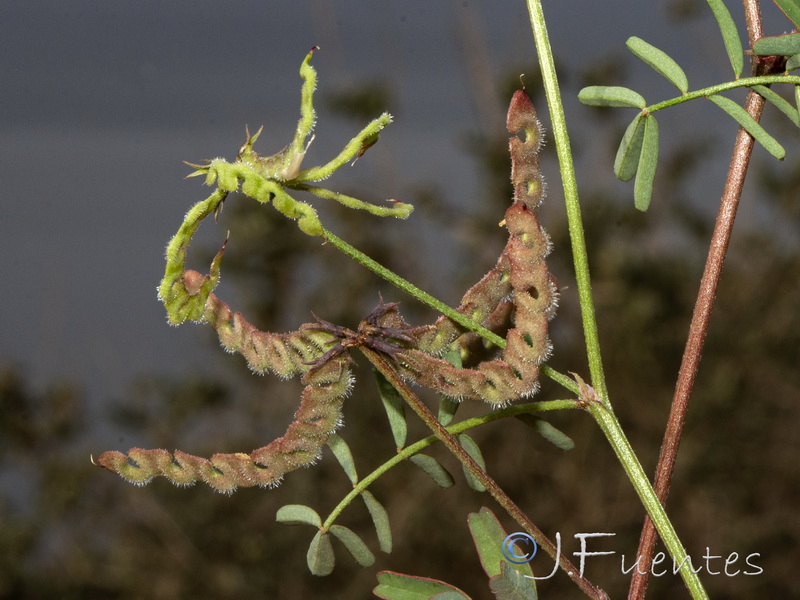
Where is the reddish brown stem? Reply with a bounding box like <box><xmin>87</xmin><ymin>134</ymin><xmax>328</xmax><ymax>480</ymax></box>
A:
<box><xmin>627</xmin><ymin>3</ymin><xmax>765</xmax><ymax>598</ymax></box>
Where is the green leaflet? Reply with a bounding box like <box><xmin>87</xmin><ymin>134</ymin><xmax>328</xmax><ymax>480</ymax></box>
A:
<box><xmin>708</xmin><ymin>94</ymin><xmax>786</xmax><ymax>159</ymax></box>
<box><xmin>489</xmin><ymin>562</ymin><xmax>538</xmax><ymax>600</ymax></box>
<box><xmin>468</xmin><ymin>509</ymin><xmax>506</xmax><ymax>578</ymax></box>
<box><xmin>578</xmin><ymin>85</ymin><xmax>646</xmax><ymax>108</ymax></box>
<box><xmin>327</xmin><ymin>433</ymin><xmax>359</xmax><ymax>485</ymax></box>
<box><xmin>774</xmin><ymin>0</ymin><xmax>800</xmax><ymax>28</ymax></box>
<box><xmin>706</xmin><ymin>0</ymin><xmax>744</xmax><ymax>78</ymax></box>
<box><xmin>796</xmin><ymin>84</ymin><xmax>800</xmax><ymax>116</ymax></box>
<box><xmin>307</xmin><ymin>531</ymin><xmax>335</xmax><ymax>576</ymax></box>
<box><xmin>410</xmin><ymin>454</ymin><xmax>455</xmax><ymax>488</ymax></box>
<box><xmin>752</xmin><ymin>85</ymin><xmax>800</xmax><ymax>127</ymax></box>
<box><xmin>458</xmin><ymin>434</ymin><xmax>487</xmax><ymax>492</ymax></box>
<box><xmin>612</xmin><ymin>113</ymin><xmax>659</xmax><ymax>210</ymax></box>
<box><xmin>635</xmin><ymin>115</ymin><xmax>660</xmax><ymax>212</ymax></box>
<box><xmin>276</xmin><ymin>504</ymin><xmax>323</xmax><ymax>527</ymax></box>
<box><xmin>469</xmin><ymin>508</ymin><xmax>537</xmax><ymax>599</ymax></box>
<box><xmin>627</xmin><ymin>36</ymin><xmax>689</xmax><ymax>93</ymax></box>
<box><xmin>362</xmin><ymin>490</ymin><xmax>393</xmax><ymax>553</ymax></box>
<box><xmin>374</xmin><ymin>369</ymin><xmax>408</xmax><ymax>449</ymax></box>
<box><xmin>614</xmin><ymin>113</ymin><xmax>646</xmax><ymax>182</ymax></box>
<box><xmin>329</xmin><ymin>524</ymin><xmax>375</xmax><ymax>567</ymax></box>
<box><xmin>515</xmin><ymin>414</ymin><xmax>575</xmax><ymax>451</ymax></box>
<box><xmin>373</xmin><ymin>571</ymin><xmax>471</xmax><ymax>600</ymax></box>
<box><xmin>753</xmin><ymin>32</ymin><xmax>800</xmax><ymax>57</ymax></box>
<box><xmin>437</xmin><ymin>396</ymin><xmax>460</xmax><ymax>427</ymax></box>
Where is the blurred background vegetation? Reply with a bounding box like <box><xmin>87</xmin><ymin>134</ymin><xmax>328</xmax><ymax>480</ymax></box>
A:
<box><xmin>2</xmin><ymin>5</ymin><xmax>799</xmax><ymax>600</ymax></box>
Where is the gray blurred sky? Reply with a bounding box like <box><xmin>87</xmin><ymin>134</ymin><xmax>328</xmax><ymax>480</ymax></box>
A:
<box><xmin>1</xmin><ymin>1</ymin><xmax>788</xmax><ymax>412</ymax></box>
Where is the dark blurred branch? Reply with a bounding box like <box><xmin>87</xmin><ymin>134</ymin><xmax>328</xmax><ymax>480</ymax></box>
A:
<box><xmin>627</xmin><ymin>2</ymin><xmax>765</xmax><ymax>598</ymax></box>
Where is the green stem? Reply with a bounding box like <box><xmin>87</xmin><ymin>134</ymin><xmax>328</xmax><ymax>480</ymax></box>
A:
<box><xmin>647</xmin><ymin>75</ymin><xmax>800</xmax><ymax>113</ymax></box>
<box><xmin>526</xmin><ymin>2</ymin><xmax>709</xmax><ymax>598</ymax></box>
<box><xmin>585</xmin><ymin>397</ymin><xmax>708</xmax><ymax>600</ymax></box>
<box><xmin>525</xmin><ymin>0</ymin><xmax>608</xmax><ymax>404</ymax></box>
<box><xmin>322</xmin><ymin>397</ymin><xmax>579</xmax><ymax>528</ymax></box>
<box><xmin>321</xmin><ymin>226</ymin><xmax>579</xmax><ymax>395</ymax></box>
<box><xmin>321</xmin><ymin>227</ymin><xmax>505</xmax><ymax>347</ymax></box>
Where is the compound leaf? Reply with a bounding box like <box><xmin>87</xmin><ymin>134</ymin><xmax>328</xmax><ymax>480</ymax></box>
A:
<box><xmin>706</xmin><ymin>0</ymin><xmax>744</xmax><ymax>77</ymax></box>
<box><xmin>362</xmin><ymin>490</ymin><xmax>393</xmax><ymax>553</ymax></box>
<box><xmin>578</xmin><ymin>85</ymin><xmax>646</xmax><ymax>108</ymax></box>
<box><xmin>709</xmin><ymin>94</ymin><xmax>786</xmax><ymax>159</ymax></box>
<box><xmin>627</xmin><ymin>36</ymin><xmax>688</xmax><ymax>93</ymax></box>
<box><xmin>329</xmin><ymin>524</ymin><xmax>375</xmax><ymax>567</ymax></box>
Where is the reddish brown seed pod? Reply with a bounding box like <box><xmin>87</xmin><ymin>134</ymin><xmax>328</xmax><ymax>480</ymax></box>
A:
<box><xmin>398</xmin><ymin>89</ymin><xmax>557</xmax><ymax>405</ymax></box>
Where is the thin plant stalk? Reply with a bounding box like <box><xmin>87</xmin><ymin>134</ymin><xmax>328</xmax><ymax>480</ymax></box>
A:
<box><xmin>322</xmin><ymin>397</ymin><xmax>580</xmax><ymax>527</ymax></box>
<box><xmin>524</xmin><ymin>0</ymin><xmax>608</xmax><ymax>404</ymax></box>
<box><xmin>628</xmin><ymin>1</ymin><xmax>766</xmax><ymax>598</ymax></box>
<box><xmin>322</xmin><ymin>226</ymin><xmax>580</xmax><ymax>393</ymax></box>
<box><xmin>526</xmin><ymin>1</ymin><xmax>709</xmax><ymax>597</ymax></box>
<box><xmin>628</xmin><ymin>88</ymin><xmax>764</xmax><ymax>600</ymax></box>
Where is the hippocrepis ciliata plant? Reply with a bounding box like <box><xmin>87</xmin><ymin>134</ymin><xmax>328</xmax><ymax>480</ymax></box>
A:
<box><xmin>95</xmin><ymin>0</ymin><xmax>799</xmax><ymax>597</ymax></box>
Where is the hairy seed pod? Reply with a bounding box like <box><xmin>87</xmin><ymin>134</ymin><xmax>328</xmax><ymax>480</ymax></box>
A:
<box><xmin>398</xmin><ymin>90</ymin><xmax>557</xmax><ymax>405</ymax></box>
<box><xmin>96</xmin><ymin>288</ymin><xmax>353</xmax><ymax>493</ymax></box>
<box><xmin>98</xmin><ymin>50</ymin><xmax>412</xmax><ymax>493</ymax></box>
<box><xmin>98</xmin><ymin>86</ymin><xmax>559</xmax><ymax>493</ymax></box>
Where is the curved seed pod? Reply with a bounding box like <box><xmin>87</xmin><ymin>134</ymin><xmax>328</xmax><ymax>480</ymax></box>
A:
<box><xmin>96</xmin><ymin>356</ymin><xmax>352</xmax><ymax>493</ymax></box>
<box><xmin>103</xmin><ymin>248</ymin><xmax>356</xmax><ymax>492</ymax></box>
<box><xmin>100</xmin><ymin>263</ymin><xmax>355</xmax><ymax>492</ymax></box>
<box><xmin>398</xmin><ymin>90</ymin><xmax>557</xmax><ymax>405</ymax></box>
<box><xmin>193</xmin><ymin>271</ymin><xmax>336</xmax><ymax>378</ymax></box>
